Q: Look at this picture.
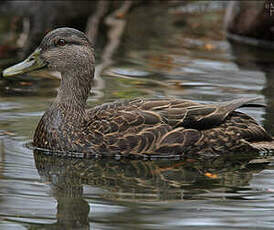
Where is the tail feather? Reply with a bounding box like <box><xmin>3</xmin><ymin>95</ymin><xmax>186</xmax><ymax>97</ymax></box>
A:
<box><xmin>220</xmin><ymin>97</ymin><xmax>265</xmax><ymax>115</ymax></box>
<box><xmin>222</xmin><ymin>97</ymin><xmax>263</xmax><ymax>108</ymax></box>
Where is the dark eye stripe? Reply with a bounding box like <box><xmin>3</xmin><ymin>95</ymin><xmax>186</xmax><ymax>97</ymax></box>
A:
<box><xmin>54</xmin><ymin>40</ymin><xmax>81</xmax><ymax>47</ymax></box>
<box><xmin>43</xmin><ymin>40</ymin><xmax>83</xmax><ymax>50</ymax></box>
<box><xmin>68</xmin><ymin>41</ymin><xmax>82</xmax><ymax>46</ymax></box>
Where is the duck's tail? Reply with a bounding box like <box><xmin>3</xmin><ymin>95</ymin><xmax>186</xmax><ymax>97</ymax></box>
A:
<box><xmin>250</xmin><ymin>140</ymin><xmax>274</xmax><ymax>153</ymax></box>
<box><xmin>221</xmin><ymin>97</ymin><xmax>265</xmax><ymax>112</ymax></box>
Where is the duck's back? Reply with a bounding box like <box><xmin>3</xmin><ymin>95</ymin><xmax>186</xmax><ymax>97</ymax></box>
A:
<box><xmin>85</xmin><ymin>98</ymin><xmax>272</xmax><ymax>156</ymax></box>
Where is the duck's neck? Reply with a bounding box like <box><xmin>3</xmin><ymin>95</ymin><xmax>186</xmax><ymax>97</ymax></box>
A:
<box><xmin>53</xmin><ymin>67</ymin><xmax>94</xmax><ymax>112</ymax></box>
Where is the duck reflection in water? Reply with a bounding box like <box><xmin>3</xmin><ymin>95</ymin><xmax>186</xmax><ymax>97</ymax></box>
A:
<box><xmin>33</xmin><ymin>149</ymin><xmax>268</xmax><ymax>229</ymax></box>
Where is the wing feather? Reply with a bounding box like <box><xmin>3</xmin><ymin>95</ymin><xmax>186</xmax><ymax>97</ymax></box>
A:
<box><xmin>84</xmin><ymin>97</ymin><xmax>270</xmax><ymax>155</ymax></box>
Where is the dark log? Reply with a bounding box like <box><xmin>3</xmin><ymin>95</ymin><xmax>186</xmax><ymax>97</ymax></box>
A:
<box><xmin>224</xmin><ymin>1</ymin><xmax>274</xmax><ymax>45</ymax></box>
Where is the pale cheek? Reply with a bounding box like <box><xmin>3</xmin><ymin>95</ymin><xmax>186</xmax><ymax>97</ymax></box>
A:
<box><xmin>44</xmin><ymin>54</ymin><xmax>67</xmax><ymax>70</ymax></box>
<box><xmin>42</xmin><ymin>48</ymin><xmax>84</xmax><ymax>71</ymax></box>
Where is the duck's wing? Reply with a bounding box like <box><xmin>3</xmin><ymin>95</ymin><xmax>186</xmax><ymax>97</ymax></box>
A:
<box><xmin>85</xmin><ymin>97</ymin><xmax>271</xmax><ymax>155</ymax></box>
<box><xmin>87</xmin><ymin>97</ymin><xmax>264</xmax><ymax>131</ymax></box>
<box><xmin>158</xmin><ymin>97</ymin><xmax>265</xmax><ymax>129</ymax></box>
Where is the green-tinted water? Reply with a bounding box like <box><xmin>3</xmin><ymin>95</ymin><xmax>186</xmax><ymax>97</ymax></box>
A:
<box><xmin>1</xmin><ymin>3</ymin><xmax>274</xmax><ymax>230</ymax></box>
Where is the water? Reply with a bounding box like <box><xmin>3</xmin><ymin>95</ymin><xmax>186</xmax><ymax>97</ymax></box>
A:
<box><xmin>1</xmin><ymin>3</ymin><xmax>274</xmax><ymax>230</ymax></box>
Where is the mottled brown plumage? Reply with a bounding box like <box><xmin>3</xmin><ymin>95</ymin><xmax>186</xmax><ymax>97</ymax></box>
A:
<box><xmin>33</xmin><ymin>96</ymin><xmax>273</xmax><ymax>156</ymax></box>
<box><xmin>3</xmin><ymin>28</ymin><xmax>274</xmax><ymax>157</ymax></box>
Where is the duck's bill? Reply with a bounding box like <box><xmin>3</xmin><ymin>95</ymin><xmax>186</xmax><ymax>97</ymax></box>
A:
<box><xmin>2</xmin><ymin>48</ymin><xmax>47</xmax><ymax>77</ymax></box>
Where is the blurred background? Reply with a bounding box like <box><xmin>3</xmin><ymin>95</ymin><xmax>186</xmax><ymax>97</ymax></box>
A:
<box><xmin>1</xmin><ymin>1</ymin><xmax>274</xmax><ymax>230</ymax></box>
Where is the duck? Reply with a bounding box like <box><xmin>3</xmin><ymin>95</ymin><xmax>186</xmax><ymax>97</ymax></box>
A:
<box><xmin>2</xmin><ymin>27</ymin><xmax>274</xmax><ymax>157</ymax></box>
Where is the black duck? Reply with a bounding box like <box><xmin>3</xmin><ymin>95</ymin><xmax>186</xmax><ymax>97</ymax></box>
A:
<box><xmin>2</xmin><ymin>27</ymin><xmax>274</xmax><ymax>157</ymax></box>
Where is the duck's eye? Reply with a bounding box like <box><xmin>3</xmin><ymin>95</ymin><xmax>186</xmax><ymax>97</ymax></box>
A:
<box><xmin>55</xmin><ymin>39</ymin><xmax>66</xmax><ymax>47</ymax></box>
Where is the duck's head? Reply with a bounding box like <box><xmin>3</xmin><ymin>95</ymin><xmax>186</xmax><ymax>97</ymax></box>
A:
<box><xmin>3</xmin><ymin>27</ymin><xmax>95</xmax><ymax>77</ymax></box>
